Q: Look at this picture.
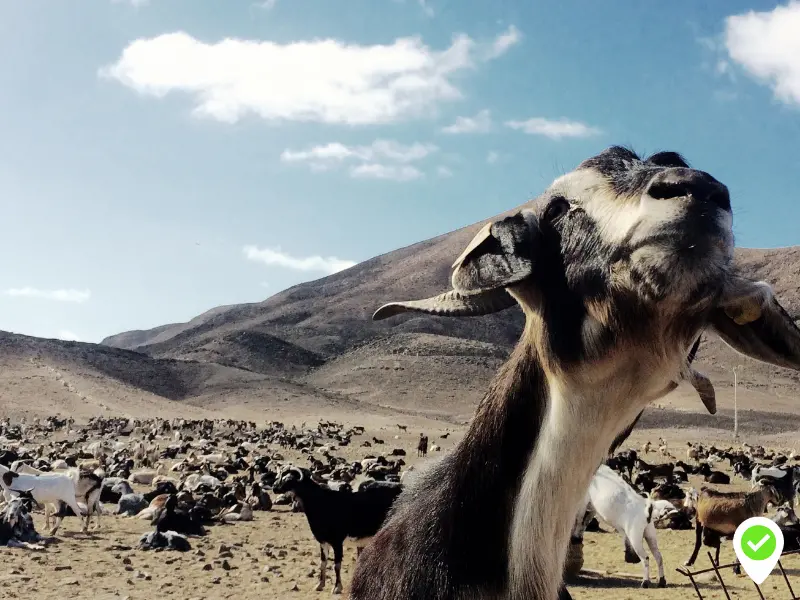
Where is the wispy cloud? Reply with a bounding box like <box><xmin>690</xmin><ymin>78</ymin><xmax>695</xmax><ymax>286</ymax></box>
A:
<box><xmin>100</xmin><ymin>28</ymin><xmax>517</xmax><ymax>126</ymax></box>
<box><xmin>441</xmin><ymin>109</ymin><xmax>492</xmax><ymax>134</ymax></box>
<box><xmin>3</xmin><ymin>287</ymin><xmax>91</xmax><ymax>303</ymax></box>
<box><xmin>282</xmin><ymin>140</ymin><xmax>435</xmax><ymax>181</ymax></box>
<box><xmin>436</xmin><ymin>165</ymin><xmax>454</xmax><ymax>178</ymax></box>
<box><xmin>111</xmin><ymin>0</ymin><xmax>149</xmax><ymax>7</ymax></box>
<box><xmin>243</xmin><ymin>246</ymin><xmax>356</xmax><ymax>274</ymax></box>
<box><xmin>484</xmin><ymin>25</ymin><xmax>521</xmax><ymax>60</ymax></box>
<box><xmin>57</xmin><ymin>330</ymin><xmax>82</xmax><ymax>342</ymax></box>
<box><xmin>254</xmin><ymin>0</ymin><xmax>277</xmax><ymax>8</ymax></box>
<box><xmin>486</xmin><ymin>150</ymin><xmax>500</xmax><ymax>164</ymax></box>
<box><xmin>724</xmin><ymin>1</ymin><xmax>800</xmax><ymax>107</ymax></box>
<box><xmin>505</xmin><ymin>117</ymin><xmax>602</xmax><ymax>140</ymax></box>
<box><xmin>350</xmin><ymin>164</ymin><xmax>423</xmax><ymax>181</ymax></box>
<box><xmin>418</xmin><ymin>0</ymin><xmax>434</xmax><ymax>17</ymax></box>
<box><xmin>282</xmin><ymin>140</ymin><xmax>437</xmax><ymax>164</ymax></box>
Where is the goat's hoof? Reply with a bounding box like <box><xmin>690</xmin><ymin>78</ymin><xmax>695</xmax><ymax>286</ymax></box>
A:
<box><xmin>733</xmin><ymin>566</ymin><xmax>741</xmax><ymax>575</ymax></box>
<box><xmin>641</xmin><ymin>581</ymin><xmax>650</xmax><ymax>589</ymax></box>
<box><xmin>683</xmin><ymin>560</ymin><xmax>693</xmax><ymax>567</ymax></box>
<box><xmin>657</xmin><ymin>577</ymin><xmax>666</xmax><ymax>588</ymax></box>
<box><xmin>333</xmin><ymin>585</ymin><xmax>343</xmax><ymax>594</ymax></box>
<box><xmin>315</xmin><ymin>583</ymin><xmax>325</xmax><ymax>592</ymax></box>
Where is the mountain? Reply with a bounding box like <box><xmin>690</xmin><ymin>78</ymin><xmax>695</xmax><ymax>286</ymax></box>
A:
<box><xmin>7</xmin><ymin>200</ymin><xmax>800</xmax><ymax>425</ymax></box>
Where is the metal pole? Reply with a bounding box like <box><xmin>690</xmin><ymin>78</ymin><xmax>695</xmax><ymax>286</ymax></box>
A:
<box><xmin>732</xmin><ymin>365</ymin><xmax>742</xmax><ymax>442</ymax></box>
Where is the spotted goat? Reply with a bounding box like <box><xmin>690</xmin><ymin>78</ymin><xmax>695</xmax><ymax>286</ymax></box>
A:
<box><xmin>351</xmin><ymin>146</ymin><xmax>800</xmax><ymax>600</ymax></box>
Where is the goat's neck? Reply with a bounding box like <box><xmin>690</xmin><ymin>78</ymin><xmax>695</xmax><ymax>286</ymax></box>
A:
<box><xmin>508</xmin><ymin>368</ymin><xmax>668</xmax><ymax>600</ymax></box>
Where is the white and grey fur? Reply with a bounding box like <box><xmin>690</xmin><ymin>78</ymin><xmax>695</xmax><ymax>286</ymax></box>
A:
<box><xmin>350</xmin><ymin>146</ymin><xmax>800</xmax><ymax>600</ymax></box>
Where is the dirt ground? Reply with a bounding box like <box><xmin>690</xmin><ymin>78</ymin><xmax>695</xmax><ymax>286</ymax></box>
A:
<box><xmin>2</xmin><ymin>421</ymin><xmax>799</xmax><ymax>600</ymax></box>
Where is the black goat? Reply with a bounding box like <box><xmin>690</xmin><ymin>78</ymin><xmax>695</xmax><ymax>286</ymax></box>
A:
<box><xmin>273</xmin><ymin>466</ymin><xmax>401</xmax><ymax>594</ymax></box>
<box><xmin>155</xmin><ymin>495</ymin><xmax>206</xmax><ymax>536</ymax></box>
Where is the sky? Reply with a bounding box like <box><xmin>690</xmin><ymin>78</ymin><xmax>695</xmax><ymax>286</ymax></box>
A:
<box><xmin>1</xmin><ymin>0</ymin><xmax>800</xmax><ymax>344</ymax></box>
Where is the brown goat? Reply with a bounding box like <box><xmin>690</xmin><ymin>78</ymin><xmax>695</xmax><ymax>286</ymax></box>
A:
<box><xmin>684</xmin><ymin>483</ymin><xmax>781</xmax><ymax>567</ymax></box>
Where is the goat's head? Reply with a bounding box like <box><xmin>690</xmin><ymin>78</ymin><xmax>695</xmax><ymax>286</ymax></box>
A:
<box><xmin>272</xmin><ymin>466</ymin><xmax>306</xmax><ymax>494</ymax></box>
<box><xmin>755</xmin><ymin>481</ymin><xmax>782</xmax><ymax>509</ymax></box>
<box><xmin>650</xmin><ymin>499</ymin><xmax>680</xmax><ymax>523</ymax></box>
<box><xmin>2</xmin><ymin>497</ymin><xmax>29</xmax><ymax>529</ymax></box>
<box><xmin>374</xmin><ymin>145</ymin><xmax>800</xmax><ymax>428</ymax></box>
<box><xmin>773</xmin><ymin>503</ymin><xmax>799</xmax><ymax>526</ymax></box>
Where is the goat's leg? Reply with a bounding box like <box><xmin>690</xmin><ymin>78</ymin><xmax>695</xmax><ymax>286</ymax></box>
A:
<box><xmin>332</xmin><ymin>542</ymin><xmax>344</xmax><ymax>594</ymax></box>
<box><xmin>644</xmin><ymin>524</ymin><xmax>666</xmax><ymax>588</ymax></box>
<box><xmin>316</xmin><ymin>543</ymin><xmax>328</xmax><ymax>591</ymax></box>
<box><xmin>49</xmin><ymin>501</ymin><xmax>66</xmax><ymax>535</ymax></box>
<box><xmin>684</xmin><ymin>519</ymin><xmax>703</xmax><ymax>566</ymax></box>
<box><xmin>626</xmin><ymin>528</ymin><xmax>651</xmax><ymax>588</ymax></box>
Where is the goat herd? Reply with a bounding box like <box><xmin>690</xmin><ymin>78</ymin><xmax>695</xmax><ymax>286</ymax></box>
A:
<box><xmin>1</xmin><ymin>414</ymin><xmax>799</xmax><ymax>598</ymax></box>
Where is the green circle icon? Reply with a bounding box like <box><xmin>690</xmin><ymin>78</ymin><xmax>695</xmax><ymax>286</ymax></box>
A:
<box><xmin>741</xmin><ymin>525</ymin><xmax>777</xmax><ymax>561</ymax></box>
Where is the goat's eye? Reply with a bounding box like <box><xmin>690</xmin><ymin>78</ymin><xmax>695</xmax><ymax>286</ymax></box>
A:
<box><xmin>544</xmin><ymin>197</ymin><xmax>570</xmax><ymax>223</ymax></box>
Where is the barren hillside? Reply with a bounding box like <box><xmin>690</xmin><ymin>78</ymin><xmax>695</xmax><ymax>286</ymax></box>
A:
<box><xmin>2</xmin><ymin>204</ymin><xmax>798</xmax><ymax>426</ymax></box>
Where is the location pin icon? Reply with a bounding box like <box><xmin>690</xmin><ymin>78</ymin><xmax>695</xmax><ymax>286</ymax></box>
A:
<box><xmin>734</xmin><ymin>516</ymin><xmax>784</xmax><ymax>585</ymax></box>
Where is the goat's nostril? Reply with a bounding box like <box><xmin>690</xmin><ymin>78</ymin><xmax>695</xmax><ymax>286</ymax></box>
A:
<box><xmin>647</xmin><ymin>182</ymin><xmax>690</xmax><ymax>201</ymax></box>
<box><xmin>646</xmin><ymin>172</ymin><xmax>731</xmax><ymax>211</ymax></box>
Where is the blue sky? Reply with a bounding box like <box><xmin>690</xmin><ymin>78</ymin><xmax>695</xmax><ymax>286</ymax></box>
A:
<box><xmin>1</xmin><ymin>0</ymin><xmax>799</xmax><ymax>343</ymax></box>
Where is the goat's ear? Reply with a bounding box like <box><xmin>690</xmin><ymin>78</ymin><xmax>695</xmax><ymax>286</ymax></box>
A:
<box><xmin>451</xmin><ymin>211</ymin><xmax>540</xmax><ymax>294</ymax></box>
<box><xmin>709</xmin><ymin>277</ymin><xmax>800</xmax><ymax>371</ymax></box>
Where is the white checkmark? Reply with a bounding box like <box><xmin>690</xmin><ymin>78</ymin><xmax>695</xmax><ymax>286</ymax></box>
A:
<box><xmin>747</xmin><ymin>534</ymin><xmax>771</xmax><ymax>552</ymax></box>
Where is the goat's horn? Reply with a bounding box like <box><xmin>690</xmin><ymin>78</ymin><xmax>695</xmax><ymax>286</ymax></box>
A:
<box><xmin>688</xmin><ymin>368</ymin><xmax>716</xmax><ymax>415</ymax></box>
<box><xmin>372</xmin><ymin>289</ymin><xmax>516</xmax><ymax>321</ymax></box>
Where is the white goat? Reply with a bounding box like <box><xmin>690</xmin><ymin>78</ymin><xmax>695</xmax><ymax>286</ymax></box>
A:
<box><xmin>0</xmin><ymin>466</ymin><xmax>85</xmax><ymax>534</ymax></box>
<box><xmin>579</xmin><ymin>464</ymin><xmax>677</xmax><ymax>588</ymax></box>
<box><xmin>10</xmin><ymin>463</ymin><xmax>104</xmax><ymax>531</ymax></box>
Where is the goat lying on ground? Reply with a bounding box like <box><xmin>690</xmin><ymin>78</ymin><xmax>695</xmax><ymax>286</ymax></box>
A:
<box><xmin>0</xmin><ymin>496</ymin><xmax>45</xmax><ymax>550</ymax></box>
<box><xmin>273</xmin><ymin>466</ymin><xmax>401</xmax><ymax>594</ymax></box>
<box><xmin>351</xmin><ymin>146</ymin><xmax>800</xmax><ymax>600</ymax></box>
<box><xmin>577</xmin><ymin>465</ymin><xmax>677</xmax><ymax>588</ymax></box>
<box><xmin>138</xmin><ymin>529</ymin><xmax>191</xmax><ymax>552</ymax></box>
<box><xmin>685</xmin><ymin>482</ymin><xmax>781</xmax><ymax>569</ymax></box>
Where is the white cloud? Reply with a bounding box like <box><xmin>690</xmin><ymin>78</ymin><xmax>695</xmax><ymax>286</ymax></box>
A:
<box><xmin>282</xmin><ymin>140</ymin><xmax>436</xmax><ymax>164</ymax></box>
<box><xmin>724</xmin><ymin>1</ymin><xmax>800</xmax><ymax>106</ymax></box>
<box><xmin>350</xmin><ymin>164</ymin><xmax>423</xmax><ymax>181</ymax></box>
<box><xmin>486</xmin><ymin>150</ymin><xmax>500</xmax><ymax>164</ymax></box>
<box><xmin>57</xmin><ymin>330</ymin><xmax>82</xmax><ymax>342</ymax></box>
<box><xmin>505</xmin><ymin>117</ymin><xmax>601</xmax><ymax>140</ymax></box>
<box><xmin>3</xmin><ymin>287</ymin><xmax>91</xmax><ymax>303</ymax></box>
<box><xmin>440</xmin><ymin>108</ymin><xmax>492</xmax><ymax>134</ymax></box>
<box><xmin>243</xmin><ymin>246</ymin><xmax>356</xmax><ymax>274</ymax></box>
<box><xmin>282</xmin><ymin>139</ymin><xmax>435</xmax><ymax>180</ymax></box>
<box><xmin>485</xmin><ymin>25</ymin><xmax>521</xmax><ymax>60</ymax></box>
<box><xmin>418</xmin><ymin>0</ymin><xmax>434</xmax><ymax>17</ymax></box>
<box><xmin>436</xmin><ymin>165</ymin><xmax>453</xmax><ymax>178</ymax></box>
<box><xmin>99</xmin><ymin>28</ymin><xmax>516</xmax><ymax>125</ymax></box>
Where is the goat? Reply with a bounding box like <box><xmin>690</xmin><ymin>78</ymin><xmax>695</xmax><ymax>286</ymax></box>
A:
<box><xmin>685</xmin><ymin>482</ymin><xmax>781</xmax><ymax>568</ymax></box>
<box><xmin>273</xmin><ymin>466</ymin><xmax>401</xmax><ymax>594</ymax></box>
<box><xmin>0</xmin><ymin>467</ymin><xmax>85</xmax><ymax>535</ymax></box>
<box><xmin>155</xmin><ymin>494</ymin><xmax>206</xmax><ymax>536</ymax></box>
<box><xmin>350</xmin><ymin>146</ymin><xmax>800</xmax><ymax>600</ymax></box>
<box><xmin>577</xmin><ymin>465</ymin><xmax>677</xmax><ymax>587</ymax></box>
<box><xmin>138</xmin><ymin>529</ymin><xmax>191</xmax><ymax>552</ymax></box>
<box><xmin>53</xmin><ymin>470</ymin><xmax>104</xmax><ymax>531</ymax></box>
<box><xmin>0</xmin><ymin>496</ymin><xmax>45</xmax><ymax>550</ymax></box>
<box><xmin>417</xmin><ymin>434</ymin><xmax>428</xmax><ymax>457</ymax></box>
